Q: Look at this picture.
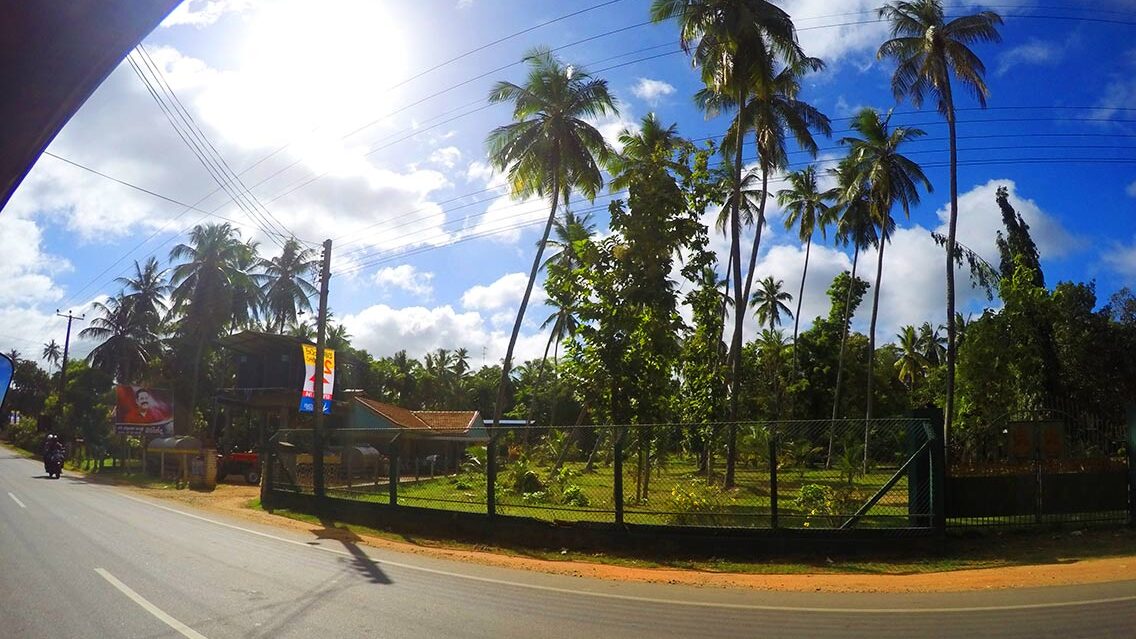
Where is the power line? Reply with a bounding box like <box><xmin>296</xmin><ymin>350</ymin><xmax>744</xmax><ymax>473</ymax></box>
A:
<box><xmin>129</xmin><ymin>47</ymin><xmax>299</xmax><ymax>249</ymax></box>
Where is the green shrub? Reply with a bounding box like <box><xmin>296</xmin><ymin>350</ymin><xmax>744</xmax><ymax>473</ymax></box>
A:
<box><xmin>561</xmin><ymin>484</ymin><xmax>589</xmax><ymax>507</ymax></box>
<box><xmin>668</xmin><ymin>480</ymin><xmax>731</xmax><ymax>525</ymax></box>
<box><xmin>505</xmin><ymin>455</ymin><xmax>545</xmax><ymax>494</ymax></box>
<box><xmin>794</xmin><ymin>483</ymin><xmax>856</xmax><ymax>527</ymax></box>
<box><xmin>7</xmin><ymin>417</ymin><xmax>43</xmax><ymax>452</ymax></box>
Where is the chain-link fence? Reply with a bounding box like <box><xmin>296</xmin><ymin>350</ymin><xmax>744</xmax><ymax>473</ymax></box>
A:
<box><xmin>267</xmin><ymin>417</ymin><xmax>935</xmax><ymax>530</ymax></box>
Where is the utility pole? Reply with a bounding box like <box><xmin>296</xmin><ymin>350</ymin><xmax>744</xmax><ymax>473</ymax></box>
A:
<box><xmin>55</xmin><ymin>310</ymin><xmax>84</xmax><ymax>395</ymax></box>
<box><xmin>312</xmin><ymin>239</ymin><xmax>332</xmax><ymax>502</ymax></box>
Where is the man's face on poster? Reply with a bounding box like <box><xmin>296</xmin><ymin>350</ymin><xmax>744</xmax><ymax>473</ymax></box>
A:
<box><xmin>137</xmin><ymin>390</ymin><xmax>154</xmax><ymax>413</ymax></box>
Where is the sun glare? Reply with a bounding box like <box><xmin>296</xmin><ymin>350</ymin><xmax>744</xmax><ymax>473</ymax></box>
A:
<box><xmin>235</xmin><ymin>1</ymin><xmax>410</xmax><ymax>148</ymax></box>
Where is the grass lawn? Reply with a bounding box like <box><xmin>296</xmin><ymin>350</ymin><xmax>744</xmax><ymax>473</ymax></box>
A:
<box><xmin>322</xmin><ymin>458</ymin><xmax>919</xmax><ymax>529</ymax></box>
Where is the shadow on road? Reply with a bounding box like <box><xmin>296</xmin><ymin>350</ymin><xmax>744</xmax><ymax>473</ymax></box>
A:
<box><xmin>316</xmin><ymin>517</ymin><xmax>393</xmax><ymax>585</ymax></box>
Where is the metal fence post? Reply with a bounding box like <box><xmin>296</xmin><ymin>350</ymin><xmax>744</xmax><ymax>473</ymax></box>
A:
<box><xmin>388</xmin><ymin>437</ymin><xmax>399</xmax><ymax>506</ymax></box>
<box><xmin>1126</xmin><ymin>405</ymin><xmax>1136</xmax><ymax>527</ymax></box>
<box><xmin>486</xmin><ymin>431</ymin><xmax>497</xmax><ymax>517</ymax></box>
<box><xmin>928</xmin><ymin>408</ymin><xmax>946</xmax><ymax>532</ymax></box>
<box><xmin>613</xmin><ymin>426</ymin><xmax>624</xmax><ymax>525</ymax></box>
<box><xmin>261</xmin><ymin>435</ymin><xmax>274</xmax><ymax>510</ymax></box>
<box><xmin>769</xmin><ymin>424</ymin><xmax>779</xmax><ymax>529</ymax></box>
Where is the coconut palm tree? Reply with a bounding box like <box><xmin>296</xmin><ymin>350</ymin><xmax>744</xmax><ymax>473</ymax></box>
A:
<box><xmin>750</xmin><ymin>276</ymin><xmax>793</xmax><ymax>330</ymax></box>
<box><xmin>652</xmin><ymin>0</ymin><xmax>804</xmax><ymax>488</ymax></box>
<box><xmin>895</xmin><ymin>325</ymin><xmax>927</xmax><ymax>392</ymax></box>
<box><xmin>260</xmin><ymin>237</ymin><xmax>319</xmax><ymax>334</ymax></box>
<box><xmin>735</xmin><ymin>51</ymin><xmax>830</xmax><ymax>310</ymax></box>
<box><xmin>917</xmin><ymin>321</ymin><xmax>947</xmax><ymax>366</ymax></box>
<box><xmin>608</xmin><ymin>113</ymin><xmax>689</xmax><ymax>192</ymax></box>
<box><xmin>41</xmin><ymin>339</ymin><xmax>62</xmax><ymax>372</ymax></box>
<box><xmin>825</xmin><ymin>158</ymin><xmax>876</xmax><ymax>467</ymax></box>
<box><xmin>840</xmin><ymin>108</ymin><xmax>931</xmax><ymax>425</ymax></box>
<box><xmin>485</xmin><ymin>47</ymin><xmax>617</xmax><ymax>446</ymax></box>
<box><xmin>116</xmin><ymin>256</ymin><xmax>170</xmax><ymax>334</ymax></box>
<box><xmin>80</xmin><ymin>292</ymin><xmax>159</xmax><ymax>383</ymax></box>
<box><xmin>877</xmin><ymin>0</ymin><xmax>1003</xmax><ymax>439</ymax></box>
<box><xmin>169</xmin><ymin>222</ymin><xmax>263</xmax><ymax>422</ymax></box>
<box><xmin>778</xmin><ymin>164</ymin><xmax>837</xmax><ymax>368</ymax></box>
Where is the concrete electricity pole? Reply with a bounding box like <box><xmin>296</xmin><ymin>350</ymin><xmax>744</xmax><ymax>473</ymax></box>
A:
<box><xmin>312</xmin><ymin>239</ymin><xmax>332</xmax><ymax>502</ymax></box>
<box><xmin>55</xmin><ymin>310</ymin><xmax>84</xmax><ymax>395</ymax></box>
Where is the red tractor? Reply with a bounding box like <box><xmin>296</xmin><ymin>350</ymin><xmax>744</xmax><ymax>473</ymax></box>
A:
<box><xmin>217</xmin><ymin>450</ymin><xmax>260</xmax><ymax>484</ymax></box>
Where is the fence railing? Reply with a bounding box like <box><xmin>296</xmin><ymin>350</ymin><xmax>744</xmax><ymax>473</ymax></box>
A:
<box><xmin>265</xmin><ymin>417</ymin><xmax>937</xmax><ymax>531</ymax></box>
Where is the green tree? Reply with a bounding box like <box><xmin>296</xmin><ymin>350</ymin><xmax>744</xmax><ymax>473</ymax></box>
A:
<box><xmin>877</xmin><ymin>0</ymin><xmax>1003</xmax><ymax>438</ymax></box>
<box><xmin>839</xmin><ymin>107</ymin><xmax>931</xmax><ymax>426</ymax></box>
<box><xmin>169</xmin><ymin>223</ymin><xmax>263</xmax><ymax>431</ymax></box>
<box><xmin>735</xmin><ymin>52</ymin><xmax>830</xmax><ymax>311</ymax></box>
<box><xmin>895</xmin><ymin>325</ymin><xmax>927</xmax><ymax>394</ymax></box>
<box><xmin>652</xmin><ymin>0</ymin><xmax>804</xmax><ymax>488</ymax></box>
<box><xmin>80</xmin><ymin>292</ymin><xmax>160</xmax><ymax>383</ymax></box>
<box><xmin>778</xmin><ymin>165</ymin><xmax>837</xmax><ymax>367</ymax></box>
<box><xmin>750</xmin><ymin>276</ymin><xmax>793</xmax><ymax>330</ymax></box>
<box><xmin>485</xmin><ymin>47</ymin><xmax>617</xmax><ymax>439</ymax></box>
<box><xmin>260</xmin><ymin>237</ymin><xmax>319</xmax><ymax>334</ymax></box>
<box><xmin>829</xmin><ymin>158</ymin><xmax>877</xmax><ymax>428</ymax></box>
<box><xmin>41</xmin><ymin>339</ymin><xmax>62</xmax><ymax>372</ymax></box>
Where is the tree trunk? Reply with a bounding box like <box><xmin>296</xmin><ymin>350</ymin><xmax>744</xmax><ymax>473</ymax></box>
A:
<box><xmin>725</xmin><ymin>94</ymin><xmax>748</xmax><ymax>490</ymax></box>
<box><xmin>792</xmin><ymin>237</ymin><xmax>812</xmax><ymax>376</ymax></box>
<box><xmin>943</xmin><ymin>77</ymin><xmax>958</xmax><ymax>453</ymax></box>
<box><xmin>865</xmin><ymin>234</ymin><xmax>886</xmax><ymax>473</ymax></box>
<box><xmin>828</xmin><ymin>245</ymin><xmax>860</xmax><ymax>468</ymax></box>
<box><xmin>741</xmin><ymin>165</ymin><xmax>771</xmax><ymax>311</ymax></box>
<box><xmin>491</xmin><ymin>181</ymin><xmax>561</xmax><ymax>432</ymax></box>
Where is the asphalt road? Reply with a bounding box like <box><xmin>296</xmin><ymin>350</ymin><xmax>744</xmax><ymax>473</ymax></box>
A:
<box><xmin>1</xmin><ymin>448</ymin><xmax>1134</xmax><ymax>639</ymax></box>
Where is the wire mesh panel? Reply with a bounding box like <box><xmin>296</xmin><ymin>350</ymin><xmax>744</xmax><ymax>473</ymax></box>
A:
<box><xmin>488</xmin><ymin>425</ymin><xmax>614</xmax><ymax>522</ymax></box>
<box><xmin>265</xmin><ymin>418</ymin><xmax>936</xmax><ymax>530</ymax></box>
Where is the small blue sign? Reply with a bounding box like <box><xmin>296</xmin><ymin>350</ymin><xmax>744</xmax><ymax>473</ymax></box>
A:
<box><xmin>299</xmin><ymin>396</ymin><xmax>331</xmax><ymax>414</ymax></box>
<box><xmin>0</xmin><ymin>353</ymin><xmax>12</xmax><ymax>411</ymax></box>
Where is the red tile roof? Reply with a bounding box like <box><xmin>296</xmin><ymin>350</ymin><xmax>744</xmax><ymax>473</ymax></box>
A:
<box><xmin>354</xmin><ymin>398</ymin><xmax>478</xmax><ymax>435</ymax></box>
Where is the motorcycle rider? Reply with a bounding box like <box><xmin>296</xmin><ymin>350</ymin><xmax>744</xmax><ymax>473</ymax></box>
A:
<box><xmin>42</xmin><ymin>434</ymin><xmax>65</xmax><ymax>474</ymax></box>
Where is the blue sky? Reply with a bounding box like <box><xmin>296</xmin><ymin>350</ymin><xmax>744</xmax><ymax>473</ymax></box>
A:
<box><xmin>2</xmin><ymin>0</ymin><xmax>1135</xmax><ymax>368</ymax></box>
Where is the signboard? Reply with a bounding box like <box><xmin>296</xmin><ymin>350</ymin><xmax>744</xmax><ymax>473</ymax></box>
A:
<box><xmin>300</xmin><ymin>344</ymin><xmax>334</xmax><ymax>414</ymax></box>
<box><xmin>115</xmin><ymin>385</ymin><xmax>174</xmax><ymax>436</ymax></box>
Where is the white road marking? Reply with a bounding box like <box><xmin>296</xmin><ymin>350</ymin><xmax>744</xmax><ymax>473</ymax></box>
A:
<box><xmin>118</xmin><ymin>493</ymin><xmax>1136</xmax><ymax>615</ymax></box>
<box><xmin>8</xmin><ymin>492</ymin><xmax>26</xmax><ymax>508</ymax></box>
<box><xmin>95</xmin><ymin>568</ymin><xmax>209</xmax><ymax>639</ymax></box>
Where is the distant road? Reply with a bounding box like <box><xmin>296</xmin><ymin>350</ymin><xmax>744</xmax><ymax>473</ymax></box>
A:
<box><xmin>1</xmin><ymin>448</ymin><xmax>1133</xmax><ymax>638</ymax></box>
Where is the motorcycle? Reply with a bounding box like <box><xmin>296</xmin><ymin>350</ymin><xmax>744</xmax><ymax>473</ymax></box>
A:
<box><xmin>45</xmin><ymin>449</ymin><xmax>65</xmax><ymax>479</ymax></box>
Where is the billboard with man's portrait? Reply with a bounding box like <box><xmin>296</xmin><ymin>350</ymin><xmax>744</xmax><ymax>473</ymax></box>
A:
<box><xmin>115</xmin><ymin>385</ymin><xmax>174</xmax><ymax>436</ymax></box>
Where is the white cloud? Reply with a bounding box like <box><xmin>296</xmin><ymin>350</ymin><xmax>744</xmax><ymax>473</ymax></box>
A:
<box><xmin>372</xmin><ymin>265</ymin><xmax>434</xmax><ymax>298</ymax></box>
<box><xmin>781</xmin><ymin>0</ymin><xmax>890</xmax><ymax>66</ymax></box>
<box><xmin>461</xmin><ymin>273</ymin><xmax>544</xmax><ymax>311</ymax></box>
<box><xmin>161</xmin><ymin>0</ymin><xmax>253</xmax><ymax>27</ymax></box>
<box><xmin>428</xmin><ymin>146</ymin><xmax>462</xmax><ymax>169</ymax></box>
<box><xmin>466</xmin><ymin>161</ymin><xmax>496</xmax><ymax>185</ymax></box>
<box><xmin>942</xmin><ymin>179</ymin><xmax>1081</xmax><ymax>266</ymax></box>
<box><xmin>1102</xmin><ymin>239</ymin><xmax>1136</xmax><ymax>281</ymax></box>
<box><xmin>997</xmin><ymin>38</ymin><xmax>1065</xmax><ymax>76</ymax></box>
<box><xmin>342</xmin><ymin>303</ymin><xmax>547</xmax><ymax>370</ymax></box>
<box><xmin>456</xmin><ymin>0</ymin><xmax>474</xmax><ymax>7</ymax></box>
<box><xmin>631</xmin><ymin>78</ymin><xmax>676</xmax><ymax>105</ymax></box>
<box><xmin>1127</xmin><ymin>180</ymin><xmax>1136</xmax><ymax>198</ymax></box>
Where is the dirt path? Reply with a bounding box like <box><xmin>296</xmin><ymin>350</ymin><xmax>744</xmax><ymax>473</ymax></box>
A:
<box><xmin>115</xmin><ymin>482</ymin><xmax>1136</xmax><ymax>593</ymax></box>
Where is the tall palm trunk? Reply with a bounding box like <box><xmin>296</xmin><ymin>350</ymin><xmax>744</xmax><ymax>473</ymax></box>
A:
<box><xmin>741</xmin><ymin>166</ymin><xmax>771</xmax><ymax>309</ymax></box>
<box><xmin>492</xmin><ymin>173</ymin><xmax>561</xmax><ymax>436</ymax></box>
<box><xmin>791</xmin><ymin>236</ymin><xmax>812</xmax><ymax>375</ymax></box>
<box><xmin>828</xmin><ymin>245</ymin><xmax>860</xmax><ymax>467</ymax></box>
<box><xmin>942</xmin><ymin>78</ymin><xmax>959</xmax><ymax>452</ymax></box>
<box><xmin>864</xmin><ymin>234</ymin><xmax>887</xmax><ymax>473</ymax></box>
<box><xmin>725</xmin><ymin>94</ymin><xmax>747</xmax><ymax>490</ymax></box>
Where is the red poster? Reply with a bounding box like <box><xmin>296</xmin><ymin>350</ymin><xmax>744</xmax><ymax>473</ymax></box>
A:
<box><xmin>115</xmin><ymin>385</ymin><xmax>174</xmax><ymax>436</ymax></box>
